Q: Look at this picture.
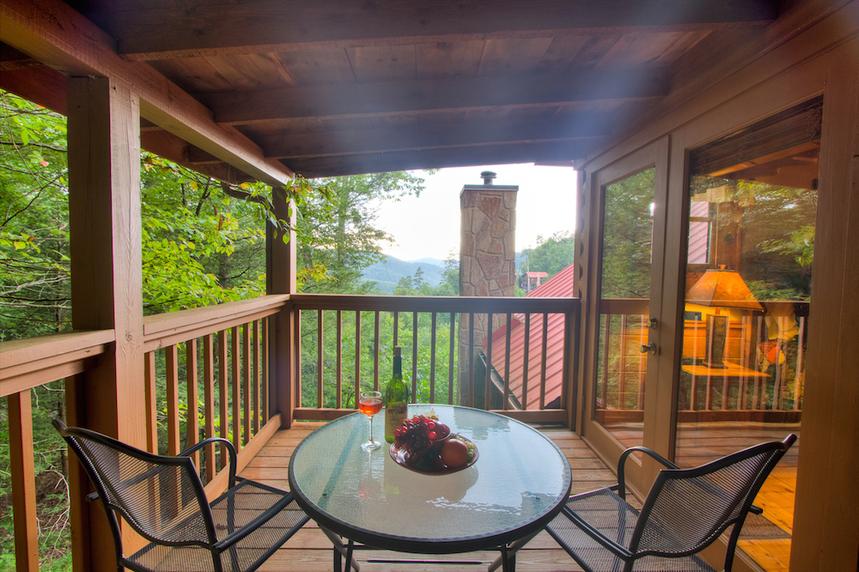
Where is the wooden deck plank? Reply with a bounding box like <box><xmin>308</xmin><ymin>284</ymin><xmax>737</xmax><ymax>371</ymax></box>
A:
<box><xmin>242</xmin><ymin>421</ymin><xmax>608</xmax><ymax>571</ymax></box>
<box><xmin>242</xmin><ymin>420</ymin><xmax>796</xmax><ymax>571</ymax></box>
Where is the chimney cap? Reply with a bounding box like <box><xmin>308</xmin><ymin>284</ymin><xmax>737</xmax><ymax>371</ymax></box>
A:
<box><xmin>480</xmin><ymin>171</ymin><xmax>497</xmax><ymax>185</ymax></box>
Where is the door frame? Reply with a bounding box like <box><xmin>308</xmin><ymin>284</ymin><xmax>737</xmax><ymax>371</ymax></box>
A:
<box><xmin>579</xmin><ymin>136</ymin><xmax>671</xmax><ymax>493</ymax></box>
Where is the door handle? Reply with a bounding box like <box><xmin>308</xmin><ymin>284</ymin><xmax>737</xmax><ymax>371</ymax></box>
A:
<box><xmin>640</xmin><ymin>342</ymin><xmax>657</xmax><ymax>354</ymax></box>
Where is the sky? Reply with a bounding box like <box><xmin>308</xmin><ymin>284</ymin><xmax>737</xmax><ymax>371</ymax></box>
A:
<box><xmin>372</xmin><ymin>164</ymin><xmax>577</xmax><ymax>262</ymax></box>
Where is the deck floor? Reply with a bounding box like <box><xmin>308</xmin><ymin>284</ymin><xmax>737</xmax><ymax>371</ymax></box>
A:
<box><xmin>243</xmin><ymin>422</ymin><xmax>794</xmax><ymax>571</ymax></box>
<box><xmin>243</xmin><ymin>423</ymin><xmax>613</xmax><ymax>572</ymax></box>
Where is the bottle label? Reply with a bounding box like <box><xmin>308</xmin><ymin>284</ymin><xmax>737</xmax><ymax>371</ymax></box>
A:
<box><xmin>385</xmin><ymin>403</ymin><xmax>408</xmax><ymax>443</ymax></box>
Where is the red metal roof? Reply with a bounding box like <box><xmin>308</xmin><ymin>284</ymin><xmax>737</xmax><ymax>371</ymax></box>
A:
<box><xmin>491</xmin><ymin>264</ymin><xmax>574</xmax><ymax>409</ymax></box>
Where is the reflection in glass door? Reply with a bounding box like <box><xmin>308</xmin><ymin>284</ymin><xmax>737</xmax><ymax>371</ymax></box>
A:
<box><xmin>676</xmin><ymin>98</ymin><xmax>821</xmax><ymax>570</ymax></box>
<box><xmin>593</xmin><ymin>167</ymin><xmax>657</xmax><ymax>448</ymax></box>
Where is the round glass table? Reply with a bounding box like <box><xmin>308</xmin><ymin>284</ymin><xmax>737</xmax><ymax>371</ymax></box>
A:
<box><xmin>288</xmin><ymin>404</ymin><xmax>571</xmax><ymax>569</ymax></box>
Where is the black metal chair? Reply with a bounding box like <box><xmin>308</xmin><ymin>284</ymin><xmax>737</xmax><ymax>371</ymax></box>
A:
<box><xmin>545</xmin><ymin>434</ymin><xmax>797</xmax><ymax>572</ymax></box>
<box><xmin>54</xmin><ymin>419</ymin><xmax>309</xmax><ymax>572</ymax></box>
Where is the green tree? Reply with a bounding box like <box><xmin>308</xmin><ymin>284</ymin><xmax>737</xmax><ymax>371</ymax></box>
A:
<box><xmin>518</xmin><ymin>232</ymin><xmax>573</xmax><ymax>280</ymax></box>
<box><xmin>296</xmin><ymin>172</ymin><xmax>425</xmax><ymax>293</ymax></box>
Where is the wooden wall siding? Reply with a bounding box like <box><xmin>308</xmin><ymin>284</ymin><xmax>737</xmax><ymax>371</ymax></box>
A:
<box><xmin>574</xmin><ymin>3</ymin><xmax>859</xmax><ymax>570</ymax></box>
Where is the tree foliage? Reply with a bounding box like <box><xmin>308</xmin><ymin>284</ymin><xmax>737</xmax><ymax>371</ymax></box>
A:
<box><xmin>0</xmin><ymin>90</ymin><xmax>427</xmax><ymax>569</ymax></box>
<box><xmin>518</xmin><ymin>232</ymin><xmax>573</xmax><ymax>280</ymax></box>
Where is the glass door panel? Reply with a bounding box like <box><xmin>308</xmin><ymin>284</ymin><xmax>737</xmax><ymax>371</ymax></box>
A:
<box><xmin>593</xmin><ymin>167</ymin><xmax>657</xmax><ymax>447</ymax></box>
<box><xmin>676</xmin><ymin>98</ymin><xmax>821</xmax><ymax>569</ymax></box>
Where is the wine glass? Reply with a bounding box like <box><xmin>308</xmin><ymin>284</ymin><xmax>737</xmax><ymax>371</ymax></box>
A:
<box><xmin>358</xmin><ymin>390</ymin><xmax>383</xmax><ymax>451</ymax></box>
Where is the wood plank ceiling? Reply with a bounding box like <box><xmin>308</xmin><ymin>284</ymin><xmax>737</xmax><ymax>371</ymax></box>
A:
<box><xmin>1</xmin><ymin>1</ymin><xmax>780</xmax><ymax>180</ymax></box>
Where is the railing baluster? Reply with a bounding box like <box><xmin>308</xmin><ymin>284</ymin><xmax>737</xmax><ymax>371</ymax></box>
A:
<box><xmin>795</xmin><ymin>316</ymin><xmax>806</xmax><ymax>410</ymax></box>
<box><xmin>144</xmin><ymin>351</ymin><xmax>158</xmax><ymax>453</ymax></box>
<box><xmin>601</xmin><ymin>315</ymin><xmax>611</xmax><ymax>408</ymax></box>
<box><xmin>8</xmin><ymin>390</ymin><xmax>38</xmax><ymax>572</ymax></box>
<box><xmin>447</xmin><ymin>312</ymin><xmax>455</xmax><ymax>405</ymax></box>
<box><xmin>354</xmin><ymin>311</ymin><xmax>361</xmax><ymax>404</ymax></box>
<box><xmin>522</xmin><ymin>313</ymin><xmax>531</xmax><ymax>409</ymax></box>
<box><xmin>289</xmin><ymin>313</ymin><xmax>297</xmax><ymax>412</ymax></box>
<box><xmin>468</xmin><ymin>312</ymin><xmax>475</xmax><ymax>407</ymax></box>
<box><xmin>231</xmin><ymin>326</ymin><xmax>241</xmax><ymax>451</ymax></box>
<box><xmin>336</xmin><ymin>309</ymin><xmax>342</xmax><ymax>409</ymax></box>
<box><xmin>561</xmin><ymin>312</ymin><xmax>573</xmax><ymax>413</ymax></box>
<box><xmin>485</xmin><ymin>312</ymin><xmax>493</xmax><ymax>409</ymax></box>
<box><xmin>317</xmin><ymin>309</ymin><xmax>324</xmax><ymax>408</ymax></box>
<box><xmin>430</xmin><ymin>312</ymin><xmax>437</xmax><ymax>403</ymax></box>
<box><xmin>540</xmin><ymin>313</ymin><xmax>549</xmax><ymax>410</ymax></box>
<box><xmin>218</xmin><ymin>330</ymin><xmax>228</xmax><ymax>469</ymax></box>
<box><xmin>638</xmin><ymin>314</ymin><xmax>646</xmax><ymax>410</ymax></box>
<box><xmin>186</xmin><ymin>338</ymin><xmax>199</xmax><ymax>467</ymax></box>
<box><xmin>503</xmin><ymin>312</ymin><xmax>512</xmax><ymax>410</ymax></box>
<box><xmin>618</xmin><ymin>315</ymin><xmax>627</xmax><ymax>410</ymax></box>
<box><xmin>166</xmin><ymin>344</ymin><xmax>180</xmax><ymax>455</ymax></box>
<box><xmin>373</xmin><ymin>311</ymin><xmax>380</xmax><ymax>391</ymax></box>
<box><xmin>242</xmin><ymin>323</ymin><xmax>251</xmax><ymax>444</ymax></box>
<box><xmin>203</xmin><ymin>334</ymin><xmax>216</xmax><ymax>480</ymax></box>
<box><xmin>252</xmin><ymin>320</ymin><xmax>260</xmax><ymax>433</ymax></box>
<box><xmin>265</xmin><ymin>316</ymin><xmax>272</xmax><ymax>418</ymax></box>
<box><xmin>775</xmin><ymin>316</ymin><xmax>786</xmax><ymax>410</ymax></box>
<box><xmin>393</xmin><ymin>310</ymin><xmax>399</xmax><ymax>346</ymax></box>
<box><xmin>738</xmin><ymin>314</ymin><xmax>748</xmax><ymax>410</ymax></box>
<box><xmin>411</xmin><ymin>312</ymin><xmax>418</xmax><ymax>402</ymax></box>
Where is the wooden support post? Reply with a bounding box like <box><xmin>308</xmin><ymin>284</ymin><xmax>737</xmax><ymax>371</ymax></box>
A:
<box><xmin>67</xmin><ymin>75</ymin><xmax>145</xmax><ymax>570</ymax></box>
<box><xmin>267</xmin><ymin>186</ymin><xmax>297</xmax><ymax>428</ymax></box>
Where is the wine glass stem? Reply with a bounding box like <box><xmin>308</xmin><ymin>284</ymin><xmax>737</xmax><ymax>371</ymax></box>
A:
<box><xmin>368</xmin><ymin>416</ymin><xmax>374</xmax><ymax>443</ymax></box>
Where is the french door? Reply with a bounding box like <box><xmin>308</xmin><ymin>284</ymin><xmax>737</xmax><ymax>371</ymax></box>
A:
<box><xmin>581</xmin><ymin>138</ymin><xmax>671</xmax><ymax>492</ymax></box>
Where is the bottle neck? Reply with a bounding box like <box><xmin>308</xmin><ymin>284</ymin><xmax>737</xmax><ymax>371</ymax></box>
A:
<box><xmin>392</xmin><ymin>354</ymin><xmax>402</xmax><ymax>379</ymax></box>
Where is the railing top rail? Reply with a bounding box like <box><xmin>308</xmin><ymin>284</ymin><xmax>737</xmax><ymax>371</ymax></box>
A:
<box><xmin>290</xmin><ymin>293</ymin><xmax>580</xmax><ymax>314</ymax></box>
<box><xmin>143</xmin><ymin>294</ymin><xmax>289</xmax><ymax>350</ymax></box>
<box><xmin>0</xmin><ymin>329</ymin><xmax>114</xmax><ymax>396</ymax></box>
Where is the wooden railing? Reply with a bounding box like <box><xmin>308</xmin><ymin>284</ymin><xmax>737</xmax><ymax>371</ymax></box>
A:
<box><xmin>0</xmin><ymin>295</ymin><xmax>289</xmax><ymax>569</ymax></box>
<box><xmin>142</xmin><ymin>295</ymin><xmax>288</xmax><ymax>493</ymax></box>
<box><xmin>1</xmin><ymin>330</ymin><xmax>114</xmax><ymax>571</ymax></box>
<box><xmin>289</xmin><ymin>294</ymin><xmax>580</xmax><ymax>425</ymax></box>
<box><xmin>595</xmin><ymin>298</ymin><xmax>808</xmax><ymax>424</ymax></box>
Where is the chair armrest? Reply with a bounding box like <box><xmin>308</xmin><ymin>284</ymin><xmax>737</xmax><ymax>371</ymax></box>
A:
<box><xmin>749</xmin><ymin>504</ymin><xmax>764</xmax><ymax>515</ymax></box>
<box><xmin>181</xmin><ymin>438</ymin><xmax>237</xmax><ymax>490</ymax></box>
<box><xmin>617</xmin><ymin>446</ymin><xmax>679</xmax><ymax>499</ymax></box>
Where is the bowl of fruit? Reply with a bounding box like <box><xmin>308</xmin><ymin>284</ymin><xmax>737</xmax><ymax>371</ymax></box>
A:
<box><xmin>390</xmin><ymin>414</ymin><xmax>478</xmax><ymax>474</ymax></box>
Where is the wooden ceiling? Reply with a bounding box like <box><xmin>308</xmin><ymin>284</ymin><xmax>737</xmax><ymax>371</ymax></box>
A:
<box><xmin>1</xmin><ymin>1</ymin><xmax>783</xmax><ymax>180</ymax></box>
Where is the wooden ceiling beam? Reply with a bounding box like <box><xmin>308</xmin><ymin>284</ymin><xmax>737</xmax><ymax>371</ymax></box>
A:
<box><xmin>283</xmin><ymin>140</ymin><xmax>592</xmax><ymax>178</ymax></box>
<box><xmin>0</xmin><ymin>0</ymin><xmax>292</xmax><ymax>186</ymax></box>
<box><xmin>203</xmin><ymin>67</ymin><xmax>669</xmax><ymax>125</ymax></box>
<box><xmin>254</xmin><ymin>111</ymin><xmax>620</xmax><ymax>159</ymax></box>
<box><xmin>102</xmin><ymin>0</ymin><xmax>778</xmax><ymax>60</ymax></box>
<box><xmin>0</xmin><ymin>64</ymin><xmax>252</xmax><ymax>184</ymax></box>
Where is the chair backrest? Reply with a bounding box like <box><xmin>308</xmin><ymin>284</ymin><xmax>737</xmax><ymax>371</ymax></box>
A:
<box><xmin>54</xmin><ymin>419</ymin><xmax>217</xmax><ymax>549</ymax></box>
<box><xmin>629</xmin><ymin>434</ymin><xmax>796</xmax><ymax>558</ymax></box>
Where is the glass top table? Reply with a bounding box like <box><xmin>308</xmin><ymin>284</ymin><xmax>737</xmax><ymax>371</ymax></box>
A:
<box><xmin>288</xmin><ymin>404</ymin><xmax>571</xmax><ymax>554</ymax></box>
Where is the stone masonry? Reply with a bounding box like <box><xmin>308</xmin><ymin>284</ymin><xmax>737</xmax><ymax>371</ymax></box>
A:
<box><xmin>458</xmin><ymin>171</ymin><xmax>518</xmax><ymax>406</ymax></box>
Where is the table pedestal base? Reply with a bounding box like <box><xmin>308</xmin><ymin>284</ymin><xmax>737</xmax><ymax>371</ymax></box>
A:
<box><xmin>322</xmin><ymin>526</ymin><xmax>526</xmax><ymax>572</ymax></box>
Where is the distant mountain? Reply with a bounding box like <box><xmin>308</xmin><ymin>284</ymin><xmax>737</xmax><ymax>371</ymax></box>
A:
<box><xmin>413</xmin><ymin>256</ymin><xmax>447</xmax><ymax>267</ymax></box>
<box><xmin>363</xmin><ymin>255</ymin><xmax>444</xmax><ymax>293</ymax></box>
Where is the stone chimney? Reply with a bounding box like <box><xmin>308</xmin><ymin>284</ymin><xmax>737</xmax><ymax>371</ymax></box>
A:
<box><xmin>459</xmin><ymin>171</ymin><xmax>518</xmax><ymax>405</ymax></box>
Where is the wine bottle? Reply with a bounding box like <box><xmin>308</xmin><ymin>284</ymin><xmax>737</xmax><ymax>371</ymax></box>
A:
<box><xmin>384</xmin><ymin>346</ymin><xmax>409</xmax><ymax>443</ymax></box>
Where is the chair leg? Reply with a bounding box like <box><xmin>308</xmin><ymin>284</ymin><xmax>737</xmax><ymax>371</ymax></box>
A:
<box><xmin>344</xmin><ymin>539</ymin><xmax>355</xmax><ymax>572</ymax></box>
<box><xmin>500</xmin><ymin>544</ymin><xmax>515</xmax><ymax>572</ymax></box>
<box><xmin>333</xmin><ymin>545</ymin><xmax>342</xmax><ymax>572</ymax></box>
